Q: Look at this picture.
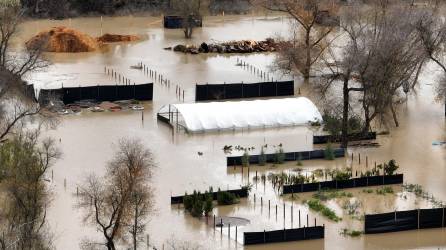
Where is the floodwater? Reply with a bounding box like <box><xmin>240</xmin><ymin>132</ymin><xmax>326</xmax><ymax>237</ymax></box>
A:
<box><xmin>17</xmin><ymin>13</ymin><xmax>446</xmax><ymax>250</ymax></box>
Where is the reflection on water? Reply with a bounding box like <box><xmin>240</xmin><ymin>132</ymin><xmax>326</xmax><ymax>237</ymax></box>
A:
<box><xmin>17</xmin><ymin>14</ymin><xmax>446</xmax><ymax>250</ymax></box>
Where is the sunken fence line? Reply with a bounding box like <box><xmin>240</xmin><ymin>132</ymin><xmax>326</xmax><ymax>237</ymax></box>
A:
<box><xmin>170</xmin><ymin>188</ymin><xmax>248</xmax><ymax>204</ymax></box>
<box><xmin>365</xmin><ymin>207</ymin><xmax>446</xmax><ymax>234</ymax></box>
<box><xmin>226</xmin><ymin>148</ymin><xmax>345</xmax><ymax>167</ymax></box>
<box><xmin>195</xmin><ymin>80</ymin><xmax>294</xmax><ymax>101</ymax></box>
<box><xmin>282</xmin><ymin>174</ymin><xmax>404</xmax><ymax>194</ymax></box>
<box><xmin>313</xmin><ymin>132</ymin><xmax>377</xmax><ymax>144</ymax></box>
<box><xmin>244</xmin><ymin>226</ymin><xmax>325</xmax><ymax>245</ymax></box>
<box><xmin>38</xmin><ymin>83</ymin><xmax>154</xmax><ymax>105</ymax></box>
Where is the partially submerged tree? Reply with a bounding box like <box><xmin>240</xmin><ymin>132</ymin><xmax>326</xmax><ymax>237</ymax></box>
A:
<box><xmin>414</xmin><ymin>5</ymin><xmax>446</xmax><ymax>113</ymax></box>
<box><xmin>77</xmin><ymin>138</ymin><xmax>154</xmax><ymax>250</ymax></box>
<box><xmin>170</xmin><ymin>0</ymin><xmax>202</xmax><ymax>39</ymax></box>
<box><xmin>318</xmin><ymin>2</ymin><xmax>425</xmax><ymax>146</ymax></box>
<box><xmin>253</xmin><ymin>0</ymin><xmax>339</xmax><ymax>81</ymax></box>
<box><xmin>0</xmin><ymin>129</ymin><xmax>60</xmax><ymax>249</ymax></box>
<box><xmin>0</xmin><ymin>0</ymin><xmax>49</xmax><ymax>143</ymax></box>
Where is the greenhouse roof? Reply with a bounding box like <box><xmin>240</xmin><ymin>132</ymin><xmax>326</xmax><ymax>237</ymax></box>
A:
<box><xmin>168</xmin><ymin>97</ymin><xmax>322</xmax><ymax>132</ymax></box>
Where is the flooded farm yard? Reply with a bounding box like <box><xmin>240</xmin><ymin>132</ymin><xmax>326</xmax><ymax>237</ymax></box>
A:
<box><xmin>20</xmin><ymin>13</ymin><xmax>446</xmax><ymax>250</ymax></box>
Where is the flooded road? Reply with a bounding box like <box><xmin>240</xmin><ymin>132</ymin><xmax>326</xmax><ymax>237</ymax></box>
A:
<box><xmin>18</xmin><ymin>13</ymin><xmax>446</xmax><ymax>250</ymax></box>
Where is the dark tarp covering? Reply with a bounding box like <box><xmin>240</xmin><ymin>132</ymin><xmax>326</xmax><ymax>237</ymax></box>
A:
<box><xmin>244</xmin><ymin>226</ymin><xmax>324</xmax><ymax>245</ymax></box>
<box><xmin>195</xmin><ymin>81</ymin><xmax>294</xmax><ymax>101</ymax></box>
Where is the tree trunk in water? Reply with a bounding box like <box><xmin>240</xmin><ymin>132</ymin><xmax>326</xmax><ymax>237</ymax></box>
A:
<box><xmin>341</xmin><ymin>79</ymin><xmax>350</xmax><ymax>148</ymax></box>
<box><xmin>304</xmin><ymin>28</ymin><xmax>311</xmax><ymax>81</ymax></box>
<box><xmin>106</xmin><ymin>240</ymin><xmax>115</xmax><ymax>250</ymax></box>
<box><xmin>390</xmin><ymin>104</ymin><xmax>399</xmax><ymax>127</ymax></box>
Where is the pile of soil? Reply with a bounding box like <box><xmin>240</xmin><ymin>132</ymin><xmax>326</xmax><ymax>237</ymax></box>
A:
<box><xmin>26</xmin><ymin>27</ymin><xmax>141</xmax><ymax>53</ymax></box>
<box><xmin>26</xmin><ymin>26</ymin><xmax>101</xmax><ymax>53</ymax></box>
<box><xmin>97</xmin><ymin>33</ymin><xmax>140</xmax><ymax>43</ymax></box>
<box><xmin>172</xmin><ymin>38</ymin><xmax>280</xmax><ymax>54</ymax></box>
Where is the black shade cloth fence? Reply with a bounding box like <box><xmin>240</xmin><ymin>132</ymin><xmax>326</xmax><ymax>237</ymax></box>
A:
<box><xmin>38</xmin><ymin>83</ymin><xmax>153</xmax><ymax>104</ymax></box>
<box><xmin>365</xmin><ymin>207</ymin><xmax>446</xmax><ymax>234</ymax></box>
<box><xmin>313</xmin><ymin>132</ymin><xmax>377</xmax><ymax>144</ymax></box>
<box><xmin>195</xmin><ymin>80</ymin><xmax>294</xmax><ymax>101</ymax></box>
<box><xmin>226</xmin><ymin>148</ymin><xmax>345</xmax><ymax>166</ymax></box>
<box><xmin>171</xmin><ymin>188</ymin><xmax>248</xmax><ymax>204</ymax></box>
<box><xmin>282</xmin><ymin>174</ymin><xmax>404</xmax><ymax>194</ymax></box>
<box><xmin>244</xmin><ymin>226</ymin><xmax>324</xmax><ymax>245</ymax></box>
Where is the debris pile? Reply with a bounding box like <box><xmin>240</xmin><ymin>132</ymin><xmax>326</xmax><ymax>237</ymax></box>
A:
<box><xmin>172</xmin><ymin>38</ymin><xmax>279</xmax><ymax>54</ymax></box>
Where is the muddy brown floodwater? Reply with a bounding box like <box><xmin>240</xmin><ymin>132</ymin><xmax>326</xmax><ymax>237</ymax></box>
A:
<box><xmin>18</xmin><ymin>13</ymin><xmax>446</xmax><ymax>250</ymax></box>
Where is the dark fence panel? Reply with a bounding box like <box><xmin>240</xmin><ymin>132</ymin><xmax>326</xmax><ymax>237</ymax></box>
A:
<box><xmin>419</xmin><ymin>208</ymin><xmax>444</xmax><ymax>229</ymax></box>
<box><xmin>226</xmin><ymin>148</ymin><xmax>345</xmax><ymax>166</ymax></box>
<box><xmin>282</xmin><ymin>174</ymin><xmax>404</xmax><ymax>194</ymax></box>
<box><xmin>225</xmin><ymin>84</ymin><xmax>243</xmax><ymax>99</ymax></box>
<box><xmin>195</xmin><ymin>80</ymin><xmax>294</xmax><ymax>101</ymax></box>
<box><xmin>313</xmin><ymin>132</ymin><xmax>377</xmax><ymax>144</ymax></box>
<box><xmin>384</xmin><ymin>174</ymin><xmax>404</xmax><ymax>185</ymax></box>
<box><xmin>259</xmin><ymin>82</ymin><xmax>276</xmax><ymax>96</ymax></box>
<box><xmin>39</xmin><ymin>83</ymin><xmax>153</xmax><ymax>104</ymax></box>
<box><xmin>364</xmin><ymin>208</ymin><xmax>445</xmax><ymax>234</ymax></box>
<box><xmin>244</xmin><ymin>226</ymin><xmax>324</xmax><ymax>245</ymax></box>
<box><xmin>171</xmin><ymin>188</ymin><xmax>248</xmax><ymax>204</ymax></box>
<box><xmin>243</xmin><ymin>83</ymin><xmax>259</xmax><ymax>98</ymax></box>
<box><xmin>367</xmin><ymin>176</ymin><xmax>384</xmax><ymax>186</ymax></box>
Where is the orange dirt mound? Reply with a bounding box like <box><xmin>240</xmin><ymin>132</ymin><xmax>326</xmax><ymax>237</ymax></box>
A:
<box><xmin>97</xmin><ymin>33</ymin><xmax>140</xmax><ymax>43</ymax></box>
<box><xmin>25</xmin><ymin>26</ymin><xmax>101</xmax><ymax>53</ymax></box>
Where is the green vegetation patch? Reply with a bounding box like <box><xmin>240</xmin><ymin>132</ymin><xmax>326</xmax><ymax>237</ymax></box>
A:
<box><xmin>306</xmin><ymin>199</ymin><xmax>341</xmax><ymax>222</ymax></box>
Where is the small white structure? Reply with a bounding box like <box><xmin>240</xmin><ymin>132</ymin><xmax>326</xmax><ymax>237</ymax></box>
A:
<box><xmin>158</xmin><ymin>97</ymin><xmax>322</xmax><ymax>132</ymax></box>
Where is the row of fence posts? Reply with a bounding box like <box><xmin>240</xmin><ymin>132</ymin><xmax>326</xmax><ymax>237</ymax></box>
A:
<box><xmin>237</xmin><ymin>58</ymin><xmax>272</xmax><ymax>82</ymax></box>
<box><xmin>211</xmin><ymin>200</ymin><xmax>321</xmax><ymax>242</ymax></box>
<box><xmin>138</xmin><ymin>62</ymin><xmax>185</xmax><ymax>102</ymax></box>
<box><xmin>104</xmin><ymin>66</ymin><xmax>136</xmax><ymax>86</ymax></box>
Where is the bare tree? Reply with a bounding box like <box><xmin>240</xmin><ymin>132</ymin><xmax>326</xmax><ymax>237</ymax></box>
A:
<box><xmin>414</xmin><ymin>4</ymin><xmax>446</xmax><ymax>113</ymax></box>
<box><xmin>0</xmin><ymin>0</ymin><xmax>49</xmax><ymax>143</ymax></box>
<box><xmin>170</xmin><ymin>0</ymin><xmax>202</xmax><ymax>39</ymax></box>
<box><xmin>252</xmin><ymin>0</ymin><xmax>338</xmax><ymax>81</ymax></box>
<box><xmin>0</xmin><ymin>128</ymin><xmax>60</xmax><ymax>250</ymax></box>
<box><xmin>77</xmin><ymin>138</ymin><xmax>154</xmax><ymax>250</ymax></box>
<box><xmin>318</xmin><ymin>1</ymin><xmax>425</xmax><ymax>146</ymax></box>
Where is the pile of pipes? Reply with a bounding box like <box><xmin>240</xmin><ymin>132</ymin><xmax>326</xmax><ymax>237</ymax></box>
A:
<box><xmin>170</xmin><ymin>38</ymin><xmax>279</xmax><ymax>54</ymax></box>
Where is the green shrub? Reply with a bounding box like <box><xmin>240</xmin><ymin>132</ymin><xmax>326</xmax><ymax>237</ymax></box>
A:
<box><xmin>376</xmin><ymin>186</ymin><xmax>394</xmax><ymax>195</ymax></box>
<box><xmin>296</xmin><ymin>153</ymin><xmax>303</xmax><ymax>166</ymax></box>
<box><xmin>183</xmin><ymin>189</ymin><xmax>214</xmax><ymax>217</ymax></box>
<box><xmin>307</xmin><ymin>199</ymin><xmax>341</xmax><ymax>222</ymax></box>
<box><xmin>332</xmin><ymin>169</ymin><xmax>351</xmax><ymax>181</ymax></box>
<box><xmin>324</xmin><ymin>143</ymin><xmax>335</xmax><ymax>160</ymax></box>
<box><xmin>274</xmin><ymin>145</ymin><xmax>285</xmax><ymax>164</ymax></box>
<box><xmin>340</xmin><ymin>228</ymin><xmax>363</xmax><ymax>237</ymax></box>
<box><xmin>217</xmin><ymin>190</ymin><xmax>239</xmax><ymax>205</ymax></box>
<box><xmin>384</xmin><ymin>159</ymin><xmax>399</xmax><ymax>175</ymax></box>
<box><xmin>313</xmin><ymin>189</ymin><xmax>353</xmax><ymax>201</ymax></box>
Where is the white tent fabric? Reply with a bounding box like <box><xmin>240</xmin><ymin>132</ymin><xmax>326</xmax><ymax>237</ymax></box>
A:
<box><xmin>171</xmin><ymin>97</ymin><xmax>322</xmax><ymax>132</ymax></box>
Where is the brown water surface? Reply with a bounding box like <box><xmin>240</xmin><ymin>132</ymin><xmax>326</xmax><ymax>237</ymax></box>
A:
<box><xmin>18</xmin><ymin>14</ymin><xmax>446</xmax><ymax>250</ymax></box>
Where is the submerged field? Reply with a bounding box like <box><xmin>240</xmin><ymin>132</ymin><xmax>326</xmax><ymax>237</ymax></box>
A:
<box><xmin>20</xmin><ymin>13</ymin><xmax>446</xmax><ymax>250</ymax></box>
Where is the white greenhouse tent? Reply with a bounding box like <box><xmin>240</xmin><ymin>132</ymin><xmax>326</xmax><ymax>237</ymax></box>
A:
<box><xmin>157</xmin><ymin>97</ymin><xmax>322</xmax><ymax>132</ymax></box>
